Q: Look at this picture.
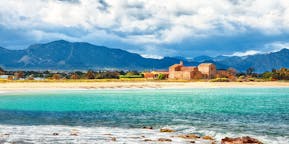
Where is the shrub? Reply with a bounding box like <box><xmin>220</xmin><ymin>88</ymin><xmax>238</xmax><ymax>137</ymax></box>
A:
<box><xmin>238</xmin><ymin>75</ymin><xmax>245</xmax><ymax>79</ymax></box>
<box><xmin>85</xmin><ymin>71</ymin><xmax>95</xmax><ymax>79</ymax></box>
<box><xmin>248</xmin><ymin>78</ymin><xmax>255</xmax><ymax>81</ymax></box>
<box><xmin>157</xmin><ymin>74</ymin><xmax>166</xmax><ymax>80</ymax></box>
<box><xmin>210</xmin><ymin>78</ymin><xmax>230</xmax><ymax>82</ymax></box>
<box><xmin>70</xmin><ymin>73</ymin><xmax>80</xmax><ymax>79</ymax></box>
<box><xmin>52</xmin><ymin>74</ymin><xmax>61</xmax><ymax>80</ymax></box>
<box><xmin>237</xmin><ymin>79</ymin><xmax>243</xmax><ymax>82</ymax></box>
<box><xmin>119</xmin><ymin>75</ymin><xmax>143</xmax><ymax>78</ymax></box>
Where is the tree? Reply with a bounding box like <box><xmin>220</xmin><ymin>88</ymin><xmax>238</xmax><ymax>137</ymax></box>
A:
<box><xmin>70</xmin><ymin>73</ymin><xmax>80</xmax><ymax>79</ymax></box>
<box><xmin>52</xmin><ymin>74</ymin><xmax>61</xmax><ymax>80</ymax></box>
<box><xmin>262</xmin><ymin>71</ymin><xmax>272</xmax><ymax>79</ymax></box>
<box><xmin>85</xmin><ymin>70</ymin><xmax>95</xmax><ymax>79</ymax></box>
<box><xmin>14</xmin><ymin>71</ymin><xmax>24</xmax><ymax>80</ymax></box>
<box><xmin>246</xmin><ymin>67</ymin><xmax>255</xmax><ymax>76</ymax></box>
<box><xmin>95</xmin><ymin>71</ymin><xmax>120</xmax><ymax>79</ymax></box>
<box><xmin>126</xmin><ymin>71</ymin><xmax>139</xmax><ymax>76</ymax></box>
<box><xmin>227</xmin><ymin>67</ymin><xmax>237</xmax><ymax>75</ymax></box>
<box><xmin>0</xmin><ymin>67</ymin><xmax>4</xmax><ymax>75</ymax></box>
<box><xmin>225</xmin><ymin>67</ymin><xmax>236</xmax><ymax>80</ymax></box>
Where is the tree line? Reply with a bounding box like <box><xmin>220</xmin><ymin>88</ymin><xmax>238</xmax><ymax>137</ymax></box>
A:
<box><xmin>0</xmin><ymin>66</ymin><xmax>289</xmax><ymax>81</ymax></box>
<box><xmin>0</xmin><ymin>67</ymin><xmax>142</xmax><ymax>80</ymax></box>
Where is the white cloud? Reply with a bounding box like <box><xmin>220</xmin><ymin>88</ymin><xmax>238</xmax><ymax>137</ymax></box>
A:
<box><xmin>227</xmin><ymin>50</ymin><xmax>262</xmax><ymax>57</ymax></box>
<box><xmin>264</xmin><ymin>41</ymin><xmax>289</xmax><ymax>52</ymax></box>
<box><xmin>1</xmin><ymin>0</ymin><xmax>289</xmax><ymax>59</ymax></box>
<box><xmin>227</xmin><ymin>41</ymin><xmax>289</xmax><ymax>57</ymax></box>
<box><xmin>1</xmin><ymin>0</ymin><xmax>289</xmax><ymax>45</ymax></box>
<box><xmin>140</xmin><ymin>54</ymin><xmax>163</xmax><ymax>59</ymax></box>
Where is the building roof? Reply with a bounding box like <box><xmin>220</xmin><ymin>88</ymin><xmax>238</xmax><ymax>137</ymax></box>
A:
<box><xmin>198</xmin><ymin>63</ymin><xmax>214</xmax><ymax>66</ymax></box>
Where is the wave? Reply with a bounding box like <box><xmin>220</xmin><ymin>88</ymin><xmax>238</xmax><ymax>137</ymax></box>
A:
<box><xmin>0</xmin><ymin>124</ymin><xmax>288</xmax><ymax>144</ymax></box>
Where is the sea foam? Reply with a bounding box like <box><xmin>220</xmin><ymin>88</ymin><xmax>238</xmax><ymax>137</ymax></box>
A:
<box><xmin>0</xmin><ymin>124</ymin><xmax>288</xmax><ymax>144</ymax></box>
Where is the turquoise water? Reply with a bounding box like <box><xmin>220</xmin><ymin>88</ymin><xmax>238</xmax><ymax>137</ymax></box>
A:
<box><xmin>0</xmin><ymin>88</ymin><xmax>289</xmax><ymax>143</ymax></box>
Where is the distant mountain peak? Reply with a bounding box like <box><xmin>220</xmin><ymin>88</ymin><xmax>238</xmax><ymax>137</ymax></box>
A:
<box><xmin>50</xmin><ymin>39</ymin><xmax>70</xmax><ymax>44</ymax></box>
<box><xmin>193</xmin><ymin>55</ymin><xmax>213</xmax><ymax>62</ymax></box>
<box><xmin>278</xmin><ymin>48</ymin><xmax>289</xmax><ymax>53</ymax></box>
<box><xmin>0</xmin><ymin>40</ymin><xmax>199</xmax><ymax>70</ymax></box>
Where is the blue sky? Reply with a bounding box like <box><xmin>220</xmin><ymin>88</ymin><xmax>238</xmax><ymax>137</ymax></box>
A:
<box><xmin>0</xmin><ymin>0</ymin><xmax>289</xmax><ymax>58</ymax></box>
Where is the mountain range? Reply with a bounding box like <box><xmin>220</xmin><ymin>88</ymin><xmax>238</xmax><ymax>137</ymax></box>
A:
<box><xmin>0</xmin><ymin>40</ymin><xmax>198</xmax><ymax>71</ymax></box>
<box><xmin>215</xmin><ymin>48</ymin><xmax>289</xmax><ymax>73</ymax></box>
<box><xmin>0</xmin><ymin>40</ymin><xmax>288</xmax><ymax>73</ymax></box>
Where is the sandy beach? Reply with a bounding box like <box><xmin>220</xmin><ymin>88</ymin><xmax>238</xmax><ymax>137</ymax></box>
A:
<box><xmin>0</xmin><ymin>81</ymin><xmax>289</xmax><ymax>92</ymax></box>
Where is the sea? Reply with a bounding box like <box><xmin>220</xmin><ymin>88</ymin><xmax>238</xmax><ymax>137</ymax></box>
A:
<box><xmin>0</xmin><ymin>88</ymin><xmax>288</xmax><ymax>144</ymax></box>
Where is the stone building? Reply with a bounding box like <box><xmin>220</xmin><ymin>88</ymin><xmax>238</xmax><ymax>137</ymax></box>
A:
<box><xmin>143</xmin><ymin>61</ymin><xmax>219</xmax><ymax>80</ymax></box>
<box><xmin>168</xmin><ymin>61</ymin><xmax>204</xmax><ymax>80</ymax></box>
<box><xmin>198</xmin><ymin>63</ymin><xmax>216</xmax><ymax>79</ymax></box>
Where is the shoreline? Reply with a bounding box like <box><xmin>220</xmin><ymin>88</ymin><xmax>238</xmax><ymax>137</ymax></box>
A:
<box><xmin>0</xmin><ymin>124</ymin><xmax>271</xmax><ymax>144</ymax></box>
<box><xmin>0</xmin><ymin>81</ymin><xmax>289</xmax><ymax>93</ymax></box>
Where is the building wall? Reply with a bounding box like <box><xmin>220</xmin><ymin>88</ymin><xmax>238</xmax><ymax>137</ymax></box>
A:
<box><xmin>143</xmin><ymin>72</ymin><xmax>155</xmax><ymax>79</ymax></box>
<box><xmin>198</xmin><ymin>63</ymin><xmax>216</xmax><ymax>79</ymax></box>
<box><xmin>190</xmin><ymin>71</ymin><xmax>204</xmax><ymax>79</ymax></box>
<box><xmin>168</xmin><ymin>62</ymin><xmax>217</xmax><ymax>80</ymax></box>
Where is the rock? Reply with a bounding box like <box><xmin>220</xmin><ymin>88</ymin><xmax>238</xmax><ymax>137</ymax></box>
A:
<box><xmin>130</xmin><ymin>136</ymin><xmax>140</xmax><ymax>139</ymax></box>
<box><xmin>158</xmin><ymin>138</ymin><xmax>172</xmax><ymax>142</ymax></box>
<box><xmin>52</xmin><ymin>133</ymin><xmax>59</xmax><ymax>136</ymax></box>
<box><xmin>142</xmin><ymin>126</ymin><xmax>153</xmax><ymax>129</ymax></box>
<box><xmin>160</xmin><ymin>128</ymin><xmax>175</xmax><ymax>132</ymax></box>
<box><xmin>111</xmin><ymin>137</ymin><xmax>117</xmax><ymax>141</ymax></box>
<box><xmin>202</xmin><ymin>135</ymin><xmax>214</xmax><ymax>140</ymax></box>
<box><xmin>177</xmin><ymin>134</ymin><xmax>200</xmax><ymax>139</ymax></box>
<box><xmin>221</xmin><ymin>136</ymin><xmax>263</xmax><ymax>144</ymax></box>
<box><xmin>70</xmin><ymin>133</ymin><xmax>78</xmax><ymax>136</ymax></box>
<box><xmin>144</xmin><ymin>139</ymin><xmax>153</xmax><ymax>141</ymax></box>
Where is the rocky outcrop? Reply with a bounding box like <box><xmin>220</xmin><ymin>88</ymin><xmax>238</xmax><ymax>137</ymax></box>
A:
<box><xmin>221</xmin><ymin>136</ymin><xmax>263</xmax><ymax>144</ymax></box>
<box><xmin>142</xmin><ymin>126</ymin><xmax>153</xmax><ymax>129</ymax></box>
<box><xmin>158</xmin><ymin>138</ymin><xmax>172</xmax><ymax>142</ymax></box>
<box><xmin>160</xmin><ymin>128</ymin><xmax>175</xmax><ymax>132</ymax></box>
<box><xmin>177</xmin><ymin>134</ymin><xmax>200</xmax><ymax>139</ymax></box>
<box><xmin>111</xmin><ymin>137</ymin><xmax>117</xmax><ymax>141</ymax></box>
<box><xmin>52</xmin><ymin>133</ymin><xmax>59</xmax><ymax>136</ymax></box>
<box><xmin>202</xmin><ymin>135</ymin><xmax>214</xmax><ymax>140</ymax></box>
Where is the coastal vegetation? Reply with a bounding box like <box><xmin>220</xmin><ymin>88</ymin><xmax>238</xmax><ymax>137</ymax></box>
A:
<box><xmin>0</xmin><ymin>66</ymin><xmax>289</xmax><ymax>82</ymax></box>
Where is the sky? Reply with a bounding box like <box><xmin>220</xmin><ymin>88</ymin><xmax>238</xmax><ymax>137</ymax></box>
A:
<box><xmin>0</xmin><ymin>0</ymin><xmax>289</xmax><ymax>59</ymax></box>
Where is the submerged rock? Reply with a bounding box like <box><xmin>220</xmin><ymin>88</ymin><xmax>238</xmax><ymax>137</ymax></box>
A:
<box><xmin>160</xmin><ymin>128</ymin><xmax>175</xmax><ymax>132</ymax></box>
<box><xmin>52</xmin><ymin>133</ymin><xmax>59</xmax><ymax>136</ymax></box>
<box><xmin>177</xmin><ymin>134</ymin><xmax>200</xmax><ymax>139</ymax></box>
<box><xmin>111</xmin><ymin>137</ymin><xmax>117</xmax><ymax>141</ymax></box>
<box><xmin>142</xmin><ymin>126</ymin><xmax>153</xmax><ymax>129</ymax></box>
<box><xmin>144</xmin><ymin>139</ymin><xmax>153</xmax><ymax>141</ymax></box>
<box><xmin>70</xmin><ymin>133</ymin><xmax>78</xmax><ymax>136</ymax></box>
<box><xmin>158</xmin><ymin>138</ymin><xmax>172</xmax><ymax>142</ymax></box>
<box><xmin>221</xmin><ymin>136</ymin><xmax>263</xmax><ymax>144</ymax></box>
<box><xmin>202</xmin><ymin>135</ymin><xmax>214</xmax><ymax>140</ymax></box>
